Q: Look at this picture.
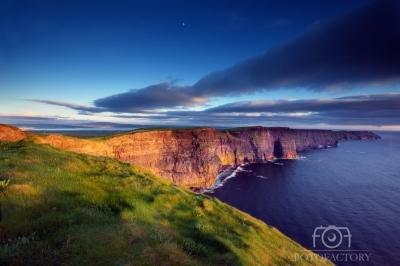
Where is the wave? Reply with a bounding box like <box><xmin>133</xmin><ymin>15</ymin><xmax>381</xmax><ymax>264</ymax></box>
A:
<box><xmin>345</xmin><ymin>150</ymin><xmax>367</xmax><ymax>154</ymax></box>
<box><xmin>203</xmin><ymin>165</ymin><xmax>240</xmax><ymax>193</ymax></box>
<box><xmin>205</xmin><ymin>154</ymin><xmax>307</xmax><ymax>193</ymax></box>
<box><xmin>236</xmin><ymin>166</ymin><xmax>253</xmax><ymax>172</ymax></box>
<box><xmin>278</xmin><ymin>156</ymin><xmax>306</xmax><ymax>160</ymax></box>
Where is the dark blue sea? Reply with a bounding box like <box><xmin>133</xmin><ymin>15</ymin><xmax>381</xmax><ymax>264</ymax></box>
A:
<box><xmin>213</xmin><ymin>131</ymin><xmax>400</xmax><ymax>266</ymax></box>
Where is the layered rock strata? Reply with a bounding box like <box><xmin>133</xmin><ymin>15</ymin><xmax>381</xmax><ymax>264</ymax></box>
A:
<box><xmin>23</xmin><ymin>126</ymin><xmax>380</xmax><ymax>186</ymax></box>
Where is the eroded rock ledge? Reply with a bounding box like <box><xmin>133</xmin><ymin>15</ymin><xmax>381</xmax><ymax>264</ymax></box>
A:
<box><xmin>0</xmin><ymin>124</ymin><xmax>27</xmax><ymax>142</ymax></box>
<box><xmin>0</xmin><ymin>124</ymin><xmax>381</xmax><ymax>186</ymax></box>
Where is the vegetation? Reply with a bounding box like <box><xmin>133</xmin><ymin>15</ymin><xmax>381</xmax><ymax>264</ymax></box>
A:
<box><xmin>0</xmin><ymin>140</ymin><xmax>332</xmax><ymax>265</ymax></box>
<box><xmin>227</xmin><ymin>126</ymin><xmax>256</xmax><ymax>131</ymax></box>
<box><xmin>90</xmin><ymin>126</ymin><xmax>208</xmax><ymax>141</ymax></box>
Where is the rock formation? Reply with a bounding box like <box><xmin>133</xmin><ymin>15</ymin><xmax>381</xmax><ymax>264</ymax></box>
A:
<box><xmin>21</xmin><ymin>126</ymin><xmax>380</xmax><ymax>186</ymax></box>
<box><xmin>0</xmin><ymin>124</ymin><xmax>27</xmax><ymax>141</ymax></box>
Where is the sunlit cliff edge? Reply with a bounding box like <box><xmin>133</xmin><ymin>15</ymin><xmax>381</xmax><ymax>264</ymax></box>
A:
<box><xmin>0</xmin><ymin>124</ymin><xmax>381</xmax><ymax>187</ymax></box>
<box><xmin>0</xmin><ymin>124</ymin><xmax>28</xmax><ymax>142</ymax></box>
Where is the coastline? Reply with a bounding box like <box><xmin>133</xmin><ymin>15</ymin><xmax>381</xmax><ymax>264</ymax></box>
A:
<box><xmin>208</xmin><ymin>132</ymin><xmax>400</xmax><ymax>266</ymax></box>
<box><xmin>191</xmin><ymin>138</ymin><xmax>378</xmax><ymax>195</ymax></box>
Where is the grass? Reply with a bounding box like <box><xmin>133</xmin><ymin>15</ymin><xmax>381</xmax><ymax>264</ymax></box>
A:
<box><xmin>26</xmin><ymin>131</ymin><xmax>130</xmax><ymax>140</ymax></box>
<box><xmin>0</xmin><ymin>140</ymin><xmax>332</xmax><ymax>265</ymax></box>
<box><xmin>92</xmin><ymin>127</ymin><xmax>209</xmax><ymax>141</ymax></box>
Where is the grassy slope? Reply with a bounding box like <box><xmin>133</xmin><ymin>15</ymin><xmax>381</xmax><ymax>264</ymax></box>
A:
<box><xmin>91</xmin><ymin>127</ymin><xmax>210</xmax><ymax>141</ymax></box>
<box><xmin>0</xmin><ymin>140</ymin><xmax>332</xmax><ymax>266</ymax></box>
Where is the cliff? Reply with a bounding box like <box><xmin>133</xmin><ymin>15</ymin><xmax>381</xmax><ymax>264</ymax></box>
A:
<box><xmin>0</xmin><ymin>124</ymin><xmax>27</xmax><ymax>141</ymax></box>
<box><xmin>16</xmin><ymin>126</ymin><xmax>379</xmax><ymax>187</ymax></box>
<box><xmin>0</xmin><ymin>124</ymin><xmax>380</xmax><ymax>186</ymax></box>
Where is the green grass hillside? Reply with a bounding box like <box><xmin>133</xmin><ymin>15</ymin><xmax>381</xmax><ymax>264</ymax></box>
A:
<box><xmin>0</xmin><ymin>140</ymin><xmax>332</xmax><ymax>266</ymax></box>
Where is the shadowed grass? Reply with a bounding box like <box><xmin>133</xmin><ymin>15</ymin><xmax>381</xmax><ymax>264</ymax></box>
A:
<box><xmin>91</xmin><ymin>126</ymin><xmax>206</xmax><ymax>141</ymax></box>
<box><xmin>0</xmin><ymin>140</ymin><xmax>332</xmax><ymax>265</ymax></box>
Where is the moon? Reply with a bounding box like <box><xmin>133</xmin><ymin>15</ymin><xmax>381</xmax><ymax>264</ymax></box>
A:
<box><xmin>182</xmin><ymin>23</ymin><xmax>185</xmax><ymax>26</ymax></box>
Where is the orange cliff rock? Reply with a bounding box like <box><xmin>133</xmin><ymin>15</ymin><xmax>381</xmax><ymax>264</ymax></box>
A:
<box><xmin>27</xmin><ymin>127</ymin><xmax>290</xmax><ymax>186</ymax></box>
<box><xmin>0</xmin><ymin>124</ymin><xmax>27</xmax><ymax>141</ymax></box>
<box><xmin>0</xmin><ymin>125</ymin><xmax>381</xmax><ymax>187</ymax></box>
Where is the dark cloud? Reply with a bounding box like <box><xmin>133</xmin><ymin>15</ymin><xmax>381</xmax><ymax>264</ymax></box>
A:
<box><xmin>192</xmin><ymin>0</ymin><xmax>400</xmax><ymax>96</ymax></box>
<box><xmin>111</xmin><ymin>114</ymin><xmax>180</xmax><ymax>120</ymax></box>
<box><xmin>93</xmin><ymin>82</ymin><xmax>206</xmax><ymax>112</ymax></box>
<box><xmin>205</xmin><ymin>93</ymin><xmax>400</xmax><ymax>116</ymax></box>
<box><xmin>28</xmin><ymin>0</ymin><xmax>400</xmax><ymax>129</ymax></box>
<box><xmin>27</xmin><ymin>93</ymin><xmax>400</xmax><ymax>127</ymax></box>
<box><xmin>89</xmin><ymin>0</ymin><xmax>400</xmax><ymax>112</ymax></box>
<box><xmin>27</xmin><ymin>99</ymin><xmax>106</xmax><ymax>113</ymax></box>
<box><xmin>164</xmin><ymin>93</ymin><xmax>400</xmax><ymax>126</ymax></box>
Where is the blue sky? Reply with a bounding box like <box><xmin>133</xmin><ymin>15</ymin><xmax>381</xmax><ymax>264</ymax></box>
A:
<box><xmin>1</xmin><ymin>0</ymin><xmax>400</xmax><ymax>130</ymax></box>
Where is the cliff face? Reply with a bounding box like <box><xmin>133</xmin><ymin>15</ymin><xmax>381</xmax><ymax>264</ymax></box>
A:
<box><xmin>333</xmin><ymin>131</ymin><xmax>382</xmax><ymax>140</ymax></box>
<box><xmin>25</xmin><ymin>126</ymin><xmax>380</xmax><ymax>186</ymax></box>
<box><xmin>0</xmin><ymin>124</ymin><xmax>27</xmax><ymax>141</ymax></box>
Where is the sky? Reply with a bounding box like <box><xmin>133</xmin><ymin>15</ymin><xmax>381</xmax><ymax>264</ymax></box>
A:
<box><xmin>1</xmin><ymin>0</ymin><xmax>400</xmax><ymax>130</ymax></box>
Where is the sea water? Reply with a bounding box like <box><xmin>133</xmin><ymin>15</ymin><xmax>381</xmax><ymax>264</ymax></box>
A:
<box><xmin>213</xmin><ymin>131</ymin><xmax>400</xmax><ymax>266</ymax></box>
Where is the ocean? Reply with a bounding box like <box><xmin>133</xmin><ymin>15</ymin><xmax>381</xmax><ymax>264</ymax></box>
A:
<box><xmin>212</xmin><ymin>131</ymin><xmax>400</xmax><ymax>266</ymax></box>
